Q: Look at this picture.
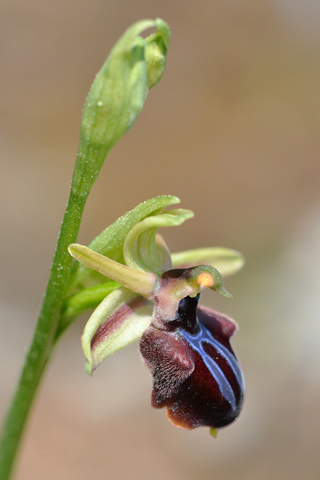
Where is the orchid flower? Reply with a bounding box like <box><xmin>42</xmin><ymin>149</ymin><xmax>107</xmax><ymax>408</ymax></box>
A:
<box><xmin>67</xmin><ymin>195</ymin><xmax>245</xmax><ymax>433</ymax></box>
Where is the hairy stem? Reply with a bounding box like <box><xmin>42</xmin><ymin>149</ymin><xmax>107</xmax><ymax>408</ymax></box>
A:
<box><xmin>0</xmin><ymin>191</ymin><xmax>86</xmax><ymax>480</ymax></box>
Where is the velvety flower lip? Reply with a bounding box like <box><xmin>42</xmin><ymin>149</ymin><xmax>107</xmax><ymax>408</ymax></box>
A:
<box><xmin>140</xmin><ymin>270</ymin><xmax>244</xmax><ymax>430</ymax></box>
<box><xmin>67</xmin><ymin>195</ymin><xmax>245</xmax><ymax>432</ymax></box>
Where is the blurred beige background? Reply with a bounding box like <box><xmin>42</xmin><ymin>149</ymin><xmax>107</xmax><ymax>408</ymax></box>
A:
<box><xmin>1</xmin><ymin>1</ymin><xmax>320</xmax><ymax>479</ymax></box>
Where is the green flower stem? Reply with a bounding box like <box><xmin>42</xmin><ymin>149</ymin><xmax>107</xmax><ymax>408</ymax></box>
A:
<box><xmin>0</xmin><ymin>191</ymin><xmax>86</xmax><ymax>480</ymax></box>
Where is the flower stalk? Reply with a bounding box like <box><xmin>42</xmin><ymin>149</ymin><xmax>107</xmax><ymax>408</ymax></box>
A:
<box><xmin>0</xmin><ymin>192</ymin><xmax>86</xmax><ymax>480</ymax></box>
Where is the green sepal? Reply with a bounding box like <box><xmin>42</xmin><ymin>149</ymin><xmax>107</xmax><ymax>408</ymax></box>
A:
<box><xmin>82</xmin><ymin>287</ymin><xmax>153</xmax><ymax>374</ymax></box>
<box><xmin>171</xmin><ymin>247</ymin><xmax>245</xmax><ymax>277</ymax></box>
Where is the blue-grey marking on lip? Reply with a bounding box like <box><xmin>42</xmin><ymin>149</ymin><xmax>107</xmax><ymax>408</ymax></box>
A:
<box><xmin>179</xmin><ymin>321</ymin><xmax>244</xmax><ymax>409</ymax></box>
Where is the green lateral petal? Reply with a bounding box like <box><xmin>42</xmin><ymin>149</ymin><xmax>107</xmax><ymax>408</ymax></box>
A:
<box><xmin>82</xmin><ymin>287</ymin><xmax>153</xmax><ymax>374</ymax></box>
<box><xmin>67</xmin><ymin>195</ymin><xmax>180</xmax><ymax>292</ymax></box>
<box><xmin>171</xmin><ymin>247</ymin><xmax>245</xmax><ymax>277</ymax></box>
<box><xmin>123</xmin><ymin>208</ymin><xmax>194</xmax><ymax>275</ymax></box>
<box><xmin>68</xmin><ymin>244</ymin><xmax>157</xmax><ymax>298</ymax></box>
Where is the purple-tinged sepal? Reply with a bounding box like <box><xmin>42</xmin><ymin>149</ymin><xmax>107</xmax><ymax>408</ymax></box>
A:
<box><xmin>82</xmin><ymin>287</ymin><xmax>153</xmax><ymax>374</ymax></box>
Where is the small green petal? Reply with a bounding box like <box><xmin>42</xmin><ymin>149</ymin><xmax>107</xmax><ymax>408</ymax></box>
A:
<box><xmin>82</xmin><ymin>287</ymin><xmax>153</xmax><ymax>374</ymax></box>
<box><xmin>171</xmin><ymin>247</ymin><xmax>245</xmax><ymax>277</ymax></box>
<box><xmin>123</xmin><ymin>208</ymin><xmax>194</xmax><ymax>275</ymax></box>
<box><xmin>68</xmin><ymin>244</ymin><xmax>158</xmax><ymax>298</ymax></box>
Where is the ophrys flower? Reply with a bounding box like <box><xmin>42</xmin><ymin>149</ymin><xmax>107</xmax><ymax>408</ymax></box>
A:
<box><xmin>67</xmin><ymin>195</ymin><xmax>245</xmax><ymax>433</ymax></box>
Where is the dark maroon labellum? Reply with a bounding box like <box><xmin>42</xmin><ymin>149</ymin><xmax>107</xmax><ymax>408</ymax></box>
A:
<box><xmin>140</xmin><ymin>293</ymin><xmax>244</xmax><ymax>430</ymax></box>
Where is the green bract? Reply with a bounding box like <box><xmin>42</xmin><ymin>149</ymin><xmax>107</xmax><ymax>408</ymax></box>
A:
<box><xmin>67</xmin><ymin>196</ymin><xmax>245</xmax><ymax>374</ymax></box>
